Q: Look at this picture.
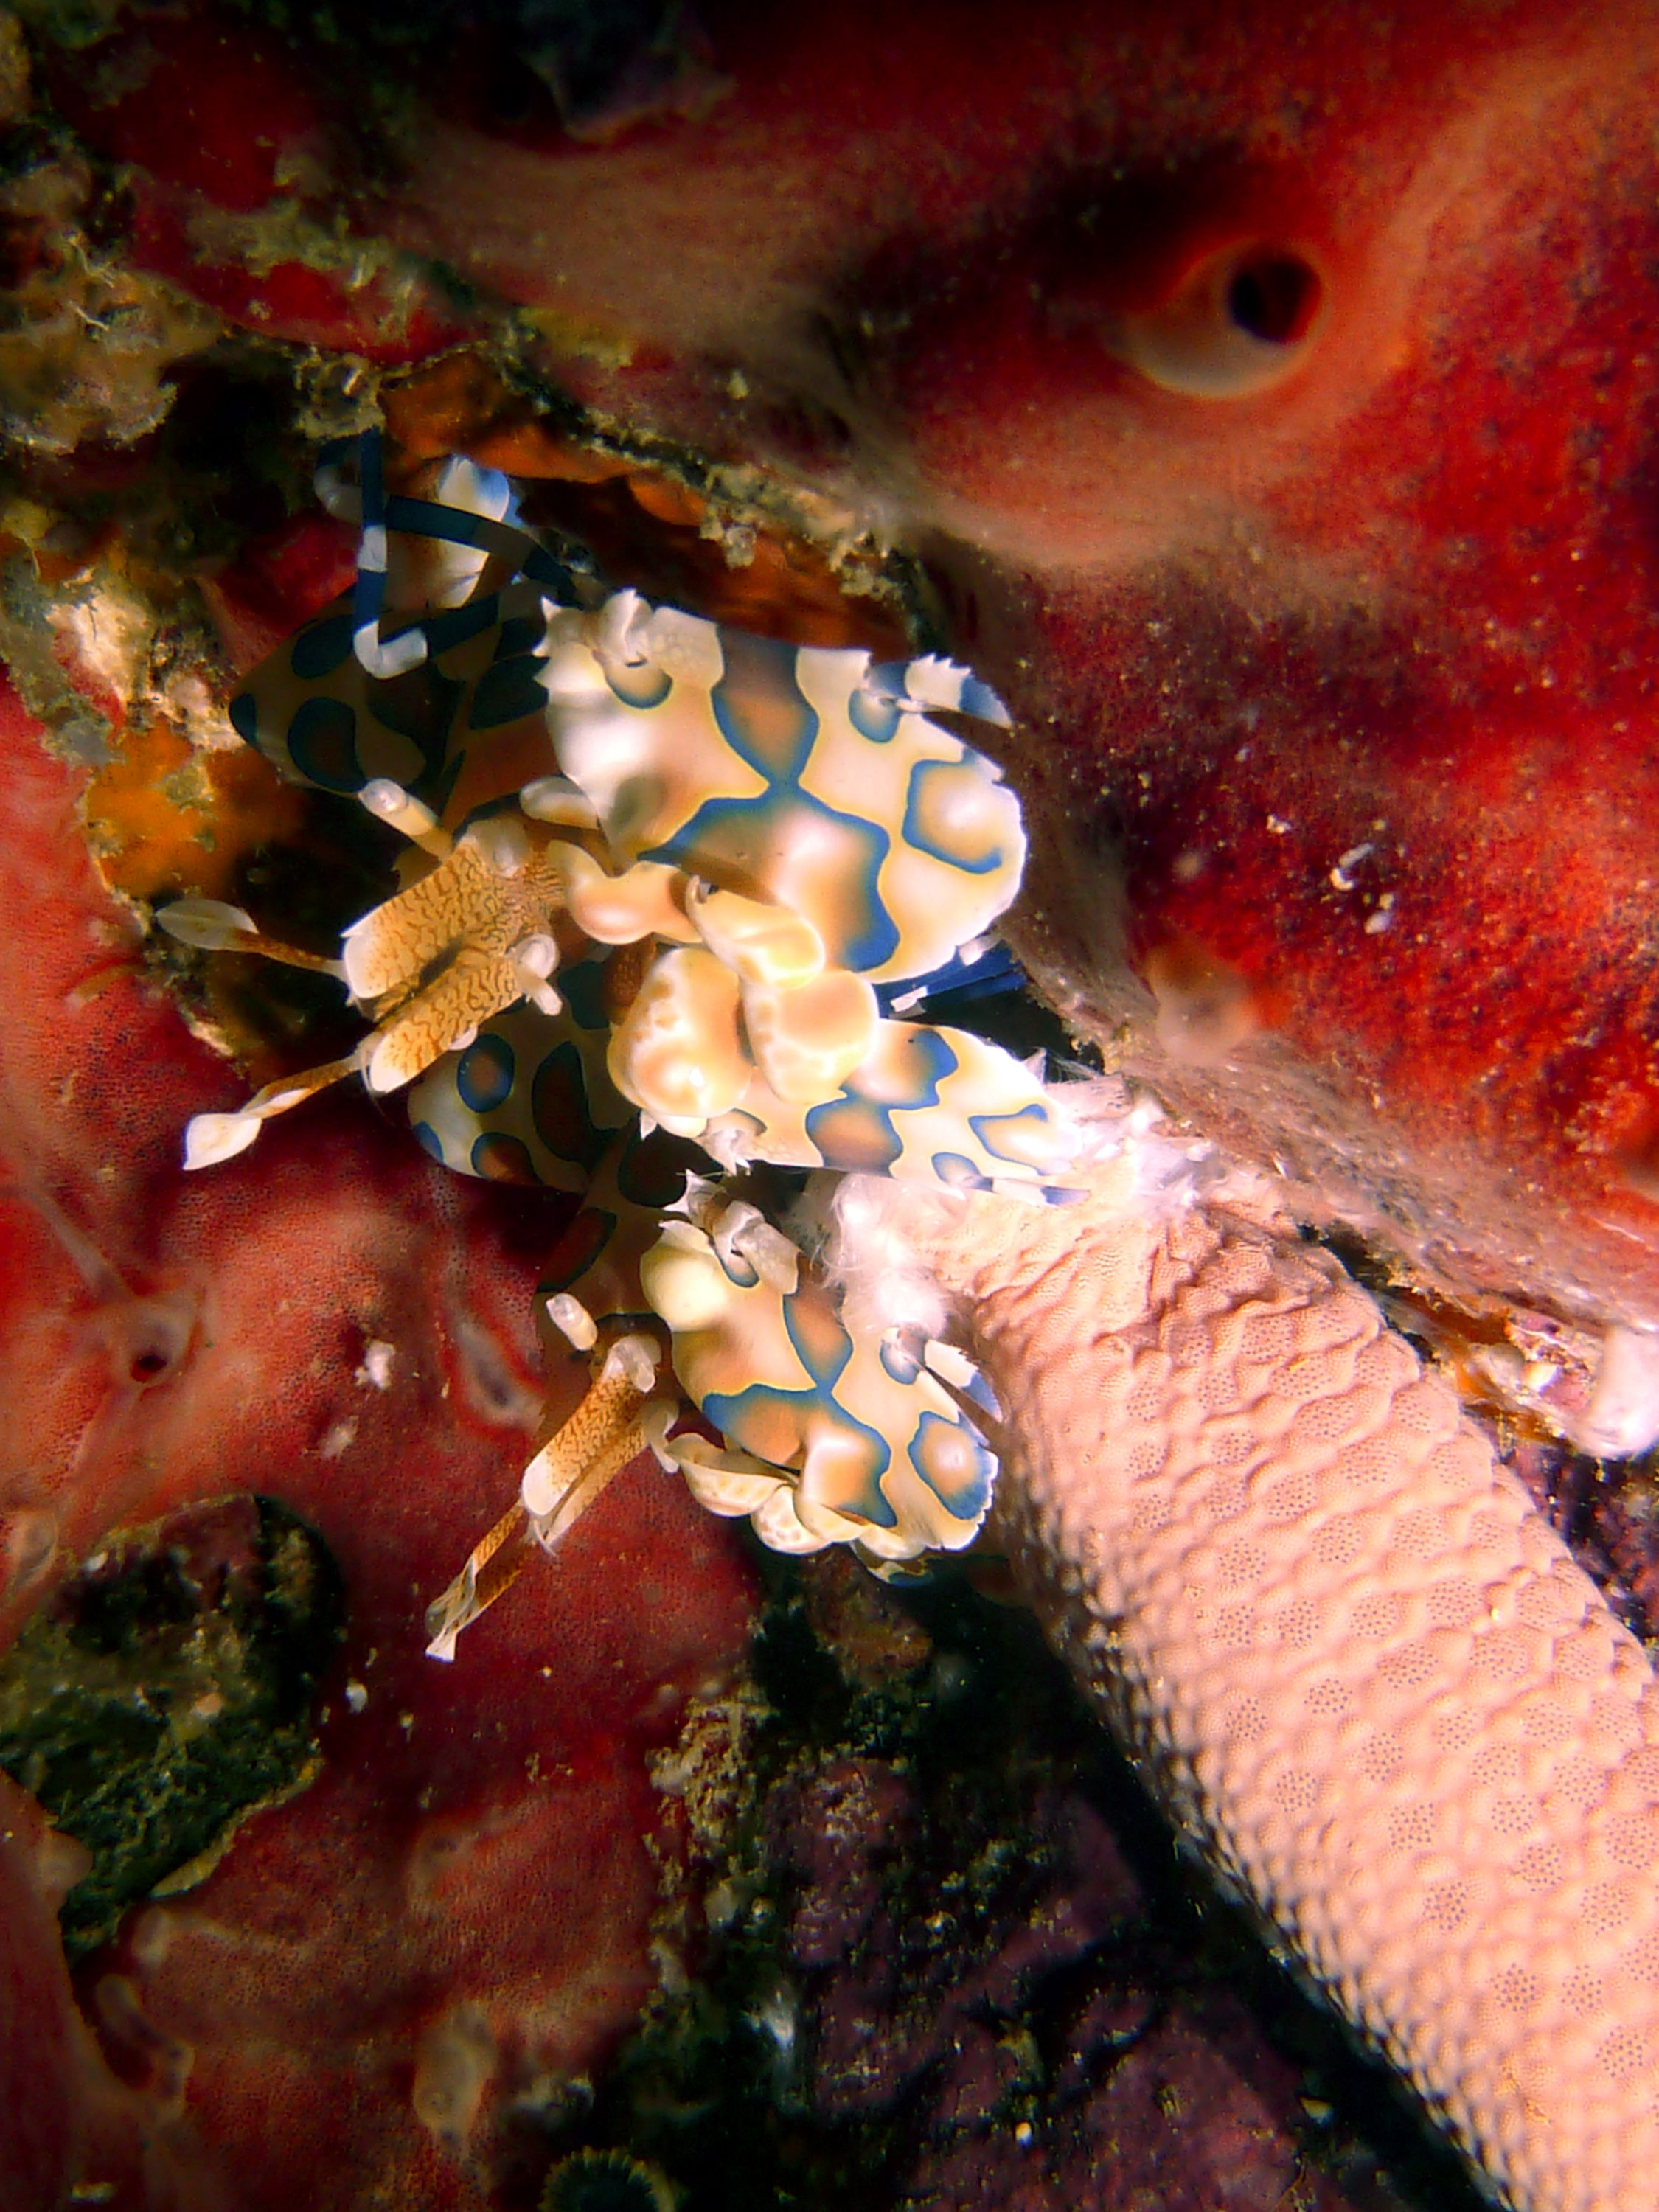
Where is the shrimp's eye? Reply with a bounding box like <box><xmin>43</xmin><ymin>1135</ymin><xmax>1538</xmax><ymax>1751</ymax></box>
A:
<box><xmin>1116</xmin><ymin>240</ymin><xmax>1325</xmax><ymax>399</ymax></box>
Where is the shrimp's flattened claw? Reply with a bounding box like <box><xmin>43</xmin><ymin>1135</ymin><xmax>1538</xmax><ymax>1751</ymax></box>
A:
<box><xmin>605</xmin><ymin>945</ymin><xmax>750</xmax><ymax>1133</ymax></box>
<box><xmin>685</xmin><ymin>883</ymin><xmax>826</xmax><ymax>990</ymax></box>
<box><xmin>740</xmin><ymin>969</ymin><xmax>879</xmax><ymax>1105</ymax></box>
<box><xmin>549</xmin><ymin>620</ymin><xmax>1023</xmax><ymax>989</ymax></box>
<box><xmin>182</xmin><ymin>1050</ymin><xmax>366</xmax><ymax>1171</ymax></box>
<box><xmin>664</xmin><ymin>1432</ymin><xmax>790</xmax><ymax>1517</ymax></box>
<box><xmin>557</xmin><ymin>846</ymin><xmax>696</xmax><ymax>947</ymax></box>
<box><xmin>658</xmin><ymin>1429</ymin><xmax>850</xmax><ymax>1554</ymax></box>
<box><xmin>424</xmin><ymin>1499</ymin><xmax>536</xmax><ymax>1661</ymax></box>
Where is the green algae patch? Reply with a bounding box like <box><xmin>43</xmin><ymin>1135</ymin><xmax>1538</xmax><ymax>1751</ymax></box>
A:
<box><xmin>0</xmin><ymin>1493</ymin><xmax>345</xmax><ymax>1958</ymax></box>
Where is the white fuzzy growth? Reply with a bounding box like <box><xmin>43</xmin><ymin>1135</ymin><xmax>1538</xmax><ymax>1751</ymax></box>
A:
<box><xmin>819</xmin><ymin>1082</ymin><xmax>1210</xmax><ymax>1343</ymax></box>
<box><xmin>1062</xmin><ymin>1082</ymin><xmax>1214</xmax><ymax>1206</ymax></box>
<box><xmin>820</xmin><ymin>1175</ymin><xmax>956</xmax><ymax>1348</ymax></box>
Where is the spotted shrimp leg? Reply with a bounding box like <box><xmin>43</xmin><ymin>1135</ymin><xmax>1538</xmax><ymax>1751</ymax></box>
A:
<box><xmin>155</xmin><ymin>897</ymin><xmax>348</xmax><ymax>978</ymax></box>
<box><xmin>422</xmin><ymin>1329</ymin><xmax>678</xmax><ymax>1660</ymax></box>
<box><xmin>423</xmin><ymin>1123</ymin><xmax>703</xmax><ymax>1653</ymax></box>
<box><xmin>324</xmin><ymin>427</ymin><xmax>587</xmax><ymax>680</ymax></box>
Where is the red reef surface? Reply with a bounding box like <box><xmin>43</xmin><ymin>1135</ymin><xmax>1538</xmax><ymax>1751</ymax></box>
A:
<box><xmin>375</xmin><ymin>0</ymin><xmax>1659</xmax><ymax>1332</ymax></box>
<box><xmin>0</xmin><ymin>684</ymin><xmax>756</xmax><ymax>2207</ymax></box>
<box><xmin>6</xmin><ymin>1</ymin><xmax>1659</xmax><ymax>2208</ymax></box>
<box><xmin>47</xmin><ymin>0</ymin><xmax>1659</xmax><ymax>1324</ymax></box>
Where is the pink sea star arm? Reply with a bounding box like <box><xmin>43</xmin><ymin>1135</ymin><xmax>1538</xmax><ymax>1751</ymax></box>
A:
<box><xmin>898</xmin><ymin>1171</ymin><xmax>1659</xmax><ymax>2212</ymax></box>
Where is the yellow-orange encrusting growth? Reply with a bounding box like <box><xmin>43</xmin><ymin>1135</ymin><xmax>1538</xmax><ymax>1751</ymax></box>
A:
<box><xmin>888</xmin><ymin>1155</ymin><xmax>1659</xmax><ymax>2212</ymax></box>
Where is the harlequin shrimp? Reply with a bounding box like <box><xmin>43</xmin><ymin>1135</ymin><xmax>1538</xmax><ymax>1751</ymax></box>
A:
<box><xmin>166</xmin><ymin>438</ymin><xmax>1659</xmax><ymax>2212</ymax></box>
<box><xmin>164</xmin><ymin>431</ymin><xmax>1080</xmax><ymax>1658</ymax></box>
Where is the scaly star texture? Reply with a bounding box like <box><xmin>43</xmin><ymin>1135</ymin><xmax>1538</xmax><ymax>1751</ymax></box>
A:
<box><xmin>886</xmin><ymin>1156</ymin><xmax>1659</xmax><ymax>2212</ymax></box>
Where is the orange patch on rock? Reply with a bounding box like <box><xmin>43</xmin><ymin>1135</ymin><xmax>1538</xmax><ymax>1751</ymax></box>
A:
<box><xmin>83</xmin><ymin>725</ymin><xmax>305</xmax><ymax>908</ymax></box>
